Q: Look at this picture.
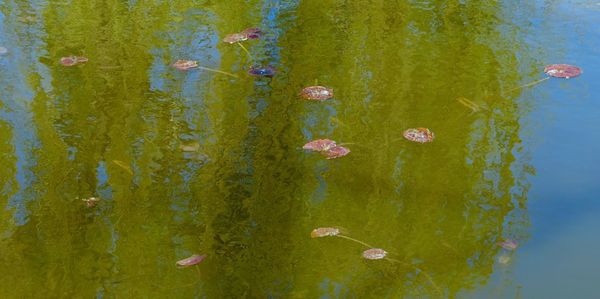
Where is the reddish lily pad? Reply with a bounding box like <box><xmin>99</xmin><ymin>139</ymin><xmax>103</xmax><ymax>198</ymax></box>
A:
<box><xmin>248</xmin><ymin>66</ymin><xmax>276</xmax><ymax>77</ymax></box>
<box><xmin>300</xmin><ymin>86</ymin><xmax>334</xmax><ymax>101</ymax></box>
<box><xmin>240</xmin><ymin>28</ymin><xmax>262</xmax><ymax>39</ymax></box>
<box><xmin>498</xmin><ymin>239</ymin><xmax>518</xmax><ymax>250</ymax></box>
<box><xmin>362</xmin><ymin>248</ymin><xmax>387</xmax><ymax>260</ymax></box>
<box><xmin>303</xmin><ymin>139</ymin><xmax>337</xmax><ymax>152</ymax></box>
<box><xmin>403</xmin><ymin>128</ymin><xmax>435</xmax><ymax>143</ymax></box>
<box><xmin>172</xmin><ymin>60</ymin><xmax>199</xmax><ymax>71</ymax></box>
<box><xmin>322</xmin><ymin>146</ymin><xmax>350</xmax><ymax>159</ymax></box>
<box><xmin>310</xmin><ymin>227</ymin><xmax>340</xmax><ymax>238</ymax></box>
<box><xmin>60</xmin><ymin>56</ymin><xmax>88</xmax><ymax>66</ymax></box>
<box><xmin>544</xmin><ymin>64</ymin><xmax>582</xmax><ymax>78</ymax></box>
<box><xmin>176</xmin><ymin>254</ymin><xmax>206</xmax><ymax>267</ymax></box>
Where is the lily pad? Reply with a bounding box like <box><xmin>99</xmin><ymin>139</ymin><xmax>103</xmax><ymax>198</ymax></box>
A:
<box><xmin>81</xmin><ymin>197</ymin><xmax>100</xmax><ymax>207</ymax></box>
<box><xmin>248</xmin><ymin>66</ymin><xmax>276</xmax><ymax>77</ymax></box>
<box><xmin>176</xmin><ymin>254</ymin><xmax>206</xmax><ymax>267</ymax></box>
<box><xmin>310</xmin><ymin>227</ymin><xmax>340</xmax><ymax>238</ymax></box>
<box><xmin>172</xmin><ymin>60</ymin><xmax>199</xmax><ymax>71</ymax></box>
<box><xmin>498</xmin><ymin>239</ymin><xmax>518</xmax><ymax>250</ymax></box>
<box><xmin>498</xmin><ymin>255</ymin><xmax>511</xmax><ymax>264</ymax></box>
<box><xmin>0</xmin><ymin>47</ymin><xmax>7</xmax><ymax>56</ymax></box>
<box><xmin>60</xmin><ymin>56</ymin><xmax>88</xmax><ymax>66</ymax></box>
<box><xmin>180</xmin><ymin>142</ymin><xmax>200</xmax><ymax>152</ymax></box>
<box><xmin>303</xmin><ymin>139</ymin><xmax>337</xmax><ymax>152</ymax></box>
<box><xmin>362</xmin><ymin>248</ymin><xmax>387</xmax><ymax>260</ymax></box>
<box><xmin>544</xmin><ymin>64</ymin><xmax>582</xmax><ymax>78</ymax></box>
<box><xmin>240</xmin><ymin>28</ymin><xmax>262</xmax><ymax>39</ymax></box>
<box><xmin>403</xmin><ymin>128</ymin><xmax>435</xmax><ymax>143</ymax></box>
<box><xmin>223</xmin><ymin>33</ymin><xmax>248</xmax><ymax>44</ymax></box>
<box><xmin>322</xmin><ymin>146</ymin><xmax>350</xmax><ymax>159</ymax></box>
<box><xmin>300</xmin><ymin>86</ymin><xmax>334</xmax><ymax>101</ymax></box>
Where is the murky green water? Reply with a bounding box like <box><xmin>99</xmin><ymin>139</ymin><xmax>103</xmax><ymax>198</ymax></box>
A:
<box><xmin>1</xmin><ymin>1</ymin><xmax>599</xmax><ymax>298</ymax></box>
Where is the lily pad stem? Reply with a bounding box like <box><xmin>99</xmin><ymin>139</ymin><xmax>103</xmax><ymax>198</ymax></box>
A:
<box><xmin>197</xmin><ymin>66</ymin><xmax>238</xmax><ymax>78</ymax></box>
<box><xmin>505</xmin><ymin>76</ymin><xmax>550</xmax><ymax>94</ymax></box>
<box><xmin>336</xmin><ymin>234</ymin><xmax>373</xmax><ymax>248</ymax></box>
<box><xmin>237</xmin><ymin>42</ymin><xmax>253</xmax><ymax>60</ymax></box>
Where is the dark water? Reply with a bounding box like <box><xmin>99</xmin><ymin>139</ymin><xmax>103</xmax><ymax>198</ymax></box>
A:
<box><xmin>0</xmin><ymin>1</ymin><xmax>599</xmax><ymax>298</ymax></box>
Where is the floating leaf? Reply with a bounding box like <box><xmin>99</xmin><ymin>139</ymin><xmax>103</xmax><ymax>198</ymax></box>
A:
<box><xmin>223</xmin><ymin>33</ymin><xmax>248</xmax><ymax>44</ymax></box>
<box><xmin>498</xmin><ymin>239</ymin><xmax>518</xmax><ymax>250</ymax></box>
<box><xmin>544</xmin><ymin>64</ymin><xmax>582</xmax><ymax>78</ymax></box>
<box><xmin>362</xmin><ymin>248</ymin><xmax>387</xmax><ymax>260</ymax></box>
<box><xmin>300</xmin><ymin>86</ymin><xmax>334</xmax><ymax>101</ymax></box>
<box><xmin>172</xmin><ymin>60</ymin><xmax>199</xmax><ymax>71</ymax></box>
<box><xmin>403</xmin><ymin>128</ymin><xmax>435</xmax><ymax>143</ymax></box>
<box><xmin>81</xmin><ymin>197</ymin><xmax>100</xmax><ymax>208</ymax></box>
<box><xmin>248</xmin><ymin>66</ymin><xmax>276</xmax><ymax>77</ymax></box>
<box><xmin>303</xmin><ymin>139</ymin><xmax>337</xmax><ymax>152</ymax></box>
<box><xmin>176</xmin><ymin>254</ymin><xmax>206</xmax><ymax>267</ymax></box>
<box><xmin>240</xmin><ymin>28</ymin><xmax>262</xmax><ymax>39</ymax></box>
<box><xmin>60</xmin><ymin>56</ymin><xmax>88</xmax><ymax>66</ymax></box>
<box><xmin>310</xmin><ymin>227</ymin><xmax>340</xmax><ymax>238</ymax></box>
<box><xmin>322</xmin><ymin>146</ymin><xmax>350</xmax><ymax>159</ymax></box>
<box><xmin>0</xmin><ymin>47</ymin><xmax>7</xmax><ymax>56</ymax></box>
<box><xmin>179</xmin><ymin>142</ymin><xmax>200</xmax><ymax>152</ymax></box>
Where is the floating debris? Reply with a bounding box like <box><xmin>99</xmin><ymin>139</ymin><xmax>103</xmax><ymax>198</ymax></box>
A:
<box><xmin>60</xmin><ymin>56</ymin><xmax>88</xmax><ymax>66</ymax></box>
<box><xmin>321</xmin><ymin>146</ymin><xmax>350</xmax><ymax>159</ymax></box>
<box><xmin>240</xmin><ymin>28</ymin><xmax>262</xmax><ymax>39</ymax></box>
<box><xmin>172</xmin><ymin>60</ymin><xmax>199</xmax><ymax>71</ymax></box>
<box><xmin>498</xmin><ymin>239</ymin><xmax>518</xmax><ymax>251</ymax></box>
<box><xmin>300</xmin><ymin>86</ymin><xmax>334</xmax><ymax>101</ymax></box>
<box><xmin>544</xmin><ymin>64</ymin><xmax>582</xmax><ymax>78</ymax></box>
<box><xmin>112</xmin><ymin>160</ymin><xmax>133</xmax><ymax>175</ymax></box>
<box><xmin>303</xmin><ymin>139</ymin><xmax>337</xmax><ymax>152</ymax></box>
<box><xmin>248</xmin><ymin>66</ymin><xmax>276</xmax><ymax>77</ymax></box>
<box><xmin>176</xmin><ymin>254</ymin><xmax>206</xmax><ymax>267</ymax></box>
<box><xmin>81</xmin><ymin>197</ymin><xmax>100</xmax><ymax>208</ymax></box>
<box><xmin>362</xmin><ymin>248</ymin><xmax>388</xmax><ymax>260</ymax></box>
<box><xmin>403</xmin><ymin>128</ymin><xmax>435</xmax><ymax>143</ymax></box>
<box><xmin>311</xmin><ymin>227</ymin><xmax>340</xmax><ymax>238</ymax></box>
<box><xmin>223</xmin><ymin>33</ymin><xmax>248</xmax><ymax>44</ymax></box>
<box><xmin>179</xmin><ymin>142</ymin><xmax>200</xmax><ymax>152</ymax></box>
<box><xmin>498</xmin><ymin>255</ymin><xmax>511</xmax><ymax>264</ymax></box>
<box><xmin>0</xmin><ymin>47</ymin><xmax>7</xmax><ymax>56</ymax></box>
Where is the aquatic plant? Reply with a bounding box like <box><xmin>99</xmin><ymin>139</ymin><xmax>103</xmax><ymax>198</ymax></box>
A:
<box><xmin>223</xmin><ymin>28</ymin><xmax>262</xmax><ymax>59</ymax></box>
<box><xmin>60</xmin><ymin>56</ymin><xmax>88</xmax><ymax>66</ymax></box>
<box><xmin>248</xmin><ymin>66</ymin><xmax>276</xmax><ymax>77</ymax></box>
<box><xmin>172</xmin><ymin>60</ymin><xmax>237</xmax><ymax>78</ymax></box>
<box><xmin>362</xmin><ymin>248</ymin><xmax>388</xmax><ymax>260</ymax></box>
<box><xmin>403</xmin><ymin>128</ymin><xmax>435</xmax><ymax>143</ymax></box>
<box><xmin>498</xmin><ymin>239</ymin><xmax>518</xmax><ymax>250</ymax></box>
<box><xmin>176</xmin><ymin>254</ymin><xmax>206</xmax><ymax>267</ymax></box>
<box><xmin>303</xmin><ymin>139</ymin><xmax>350</xmax><ymax>159</ymax></box>
<box><xmin>300</xmin><ymin>86</ymin><xmax>334</xmax><ymax>101</ymax></box>
<box><xmin>544</xmin><ymin>64</ymin><xmax>582</xmax><ymax>78</ymax></box>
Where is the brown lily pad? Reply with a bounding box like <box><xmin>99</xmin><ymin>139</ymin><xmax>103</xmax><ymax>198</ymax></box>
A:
<box><xmin>310</xmin><ymin>227</ymin><xmax>340</xmax><ymax>238</ymax></box>
<box><xmin>81</xmin><ymin>197</ymin><xmax>100</xmax><ymax>207</ymax></box>
<box><xmin>300</xmin><ymin>86</ymin><xmax>334</xmax><ymax>101</ymax></box>
<box><xmin>303</xmin><ymin>139</ymin><xmax>337</xmax><ymax>152</ymax></box>
<box><xmin>60</xmin><ymin>56</ymin><xmax>88</xmax><ymax>66</ymax></box>
<box><xmin>223</xmin><ymin>33</ymin><xmax>248</xmax><ymax>44</ymax></box>
<box><xmin>362</xmin><ymin>248</ymin><xmax>387</xmax><ymax>260</ymax></box>
<box><xmin>321</xmin><ymin>146</ymin><xmax>350</xmax><ymax>159</ymax></box>
<box><xmin>544</xmin><ymin>64</ymin><xmax>582</xmax><ymax>78</ymax></box>
<box><xmin>403</xmin><ymin>128</ymin><xmax>435</xmax><ymax>143</ymax></box>
<box><xmin>176</xmin><ymin>254</ymin><xmax>206</xmax><ymax>267</ymax></box>
<box><xmin>172</xmin><ymin>60</ymin><xmax>199</xmax><ymax>71</ymax></box>
<box><xmin>498</xmin><ymin>239</ymin><xmax>518</xmax><ymax>250</ymax></box>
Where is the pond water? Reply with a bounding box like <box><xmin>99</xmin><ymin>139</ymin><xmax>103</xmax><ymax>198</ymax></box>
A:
<box><xmin>1</xmin><ymin>0</ymin><xmax>599</xmax><ymax>298</ymax></box>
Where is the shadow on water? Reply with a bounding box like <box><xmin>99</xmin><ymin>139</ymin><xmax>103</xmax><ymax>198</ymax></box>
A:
<box><xmin>0</xmin><ymin>0</ymin><xmax>538</xmax><ymax>298</ymax></box>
